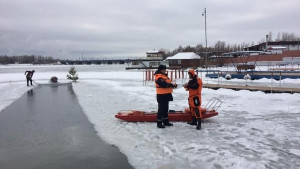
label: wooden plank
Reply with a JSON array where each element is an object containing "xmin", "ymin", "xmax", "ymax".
[
  {"xmin": 203, "ymin": 83, "xmax": 300, "ymax": 94},
  {"xmin": 126, "ymin": 66, "xmax": 182, "ymax": 70},
  {"xmin": 269, "ymin": 68, "xmax": 300, "ymax": 71}
]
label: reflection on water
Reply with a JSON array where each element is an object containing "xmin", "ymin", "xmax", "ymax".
[
  {"xmin": 67, "ymin": 85, "xmax": 75, "ymax": 96},
  {"xmin": 27, "ymin": 89, "xmax": 34, "ymax": 97},
  {"xmin": 50, "ymin": 85, "xmax": 59, "ymax": 93}
]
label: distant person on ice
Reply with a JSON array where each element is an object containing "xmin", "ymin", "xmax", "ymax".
[
  {"xmin": 184, "ymin": 69, "xmax": 203, "ymax": 130},
  {"xmin": 24, "ymin": 70, "xmax": 35, "ymax": 86},
  {"xmin": 154, "ymin": 65, "xmax": 177, "ymax": 128}
]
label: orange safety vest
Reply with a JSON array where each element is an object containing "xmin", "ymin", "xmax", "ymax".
[{"xmin": 155, "ymin": 73, "xmax": 173, "ymax": 94}]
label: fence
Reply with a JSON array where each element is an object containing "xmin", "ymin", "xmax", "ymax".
[
  {"xmin": 143, "ymin": 69, "xmax": 205, "ymax": 86},
  {"xmin": 143, "ymin": 69, "xmax": 300, "ymax": 93}
]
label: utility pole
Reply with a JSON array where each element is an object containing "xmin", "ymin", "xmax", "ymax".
[
  {"xmin": 266, "ymin": 34, "xmax": 269, "ymax": 51},
  {"xmin": 202, "ymin": 8, "xmax": 208, "ymax": 68}
]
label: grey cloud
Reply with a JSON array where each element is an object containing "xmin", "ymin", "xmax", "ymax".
[{"xmin": 0, "ymin": 0, "xmax": 299, "ymax": 59}]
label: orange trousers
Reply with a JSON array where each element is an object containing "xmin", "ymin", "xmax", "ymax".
[{"xmin": 188, "ymin": 96, "xmax": 202, "ymax": 119}]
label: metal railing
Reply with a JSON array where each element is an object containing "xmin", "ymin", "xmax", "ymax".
[{"xmin": 204, "ymin": 97, "xmax": 222, "ymax": 111}]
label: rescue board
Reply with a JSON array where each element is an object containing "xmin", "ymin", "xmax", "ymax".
[{"xmin": 115, "ymin": 108, "xmax": 218, "ymax": 122}]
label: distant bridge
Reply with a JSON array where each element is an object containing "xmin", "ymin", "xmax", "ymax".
[{"xmin": 60, "ymin": 59, "xmax": 134, "ymax": 65}]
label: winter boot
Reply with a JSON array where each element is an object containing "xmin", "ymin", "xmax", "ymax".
[
  {"xmin": 163, "ymin": 119, "xmax": 173, "ymax": 126},
  {"xmin": 188, "ymin": 116, "xmax": 197, "ymax": 126},
  {"xmin": 157, "ymin": 121, "xmax": 165, "ymax": 128},
  {"xmin": 196, "ymin": 119, "xmax": 201, "ymax": 130}
]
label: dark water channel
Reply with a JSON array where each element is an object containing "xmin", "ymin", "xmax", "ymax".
[{"xmin": 0, "ymin": 84, "xmax": 133, "ymax": 169}]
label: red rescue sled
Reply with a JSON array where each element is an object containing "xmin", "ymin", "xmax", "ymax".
[{"xmin": 115, "ymin": 108, "xmax": 218, "ymax": 122}]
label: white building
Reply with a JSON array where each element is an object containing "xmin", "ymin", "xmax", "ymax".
[
  {"xmin": 244, "ymin": 41, "xmax": 300, "ymax": 51},
  {"xmin": 129, "ymin": 51, "xmax": 166, "ymax": 68},
  {"xmin": 165, "ymin": 52, "xmax": 202, "ymax": 68}
]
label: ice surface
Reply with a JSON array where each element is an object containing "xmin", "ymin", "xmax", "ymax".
[
  {"xmin": 0, "ymin": 82, "xmax": 34, "ymax": 111},
  {"xmin": 0, "ymin": 65, "xmax": 300, "ymax": 169},
  {"xmin": 72, "ymin": 79, "xmax": 300, "ymax": 169}
]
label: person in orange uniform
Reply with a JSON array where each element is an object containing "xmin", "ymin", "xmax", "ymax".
[
  {"xmin": 184, "ymin": 69, "xmax": 203, "ymax": 130},
  {"xmin": 154, "ymin": 65, "xmax": 177, "ymax": 128}
]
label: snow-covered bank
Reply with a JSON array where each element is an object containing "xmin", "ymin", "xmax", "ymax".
[
  {"xmin": 73, "ymin": 79, "xmax": 300, "ymax": 169},
  {"xmin": 0, "ymin": 83, "xmax": 35, "ymax": 111}
]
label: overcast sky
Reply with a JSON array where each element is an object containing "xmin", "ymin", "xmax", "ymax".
[{"xmin": 0, "ymin": 0, "xmax": 299, "ymax": 59}]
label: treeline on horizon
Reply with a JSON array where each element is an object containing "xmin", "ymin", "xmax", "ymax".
[
  {"xmin": 162, "ymin": 32, "xmax": 299, "ymax": 59},
  {"xmin": 0, "ymin": 55, "xmax": 58, "ymax": 64},
  {"xmin": 0, "ymin": 32, "xmax": 299, "ymax": 64}
]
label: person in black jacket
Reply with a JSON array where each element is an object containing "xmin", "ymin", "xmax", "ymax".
[
  {"xmin": 154, "ymin": 65, "xmax": 177, "ymax": 128},
  {"xmin": 24, "ymin": 70, "xmax": 35, "ymax": 86}
]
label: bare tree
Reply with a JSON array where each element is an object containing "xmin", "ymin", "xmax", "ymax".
[
  {"xmin": 281, "ymin": 32, "xmax": 298, "ymax": 41},
  {"xmin": 276, "ymin": 32, "xmax": 281, "ymax": 41},
  {"xmin": 162, "ymin": 32, "xmax": 299, "ymax": 58},
  {"xmin": 267, "ymin": 32, "xmax": 273, "ymax": 42},
  {"xmin": 214, "ymin": 41, "xmax": 226, "ymax": 52},
  {"xmin": 195, "ymin": 44, "xmax": 203, "ymax": 51},
  {"xmin": 0, "ymin": 55, "xmax": 57, "ymax": 64}
]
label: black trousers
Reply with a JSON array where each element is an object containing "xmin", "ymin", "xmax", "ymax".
[
  {"xmin": 157, "ymin": 101, "xmax": 169, "ymax": 121},
  {"xmin": 27, "ymin": 77, "xmax": 32, "ymax": 86}
]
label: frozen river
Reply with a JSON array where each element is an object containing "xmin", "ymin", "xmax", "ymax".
[
  {"xmin": 0, "ymin": 83, "xmax": 133, "ymax": 169},
  {"xmin": 0, "ymin": 64, "xmax": 300, "ymax": 169}
]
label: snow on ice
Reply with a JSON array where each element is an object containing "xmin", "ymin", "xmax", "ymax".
[{"xmin": 0, "ymin": 64, "xmax": 300, "ymax": 169}]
